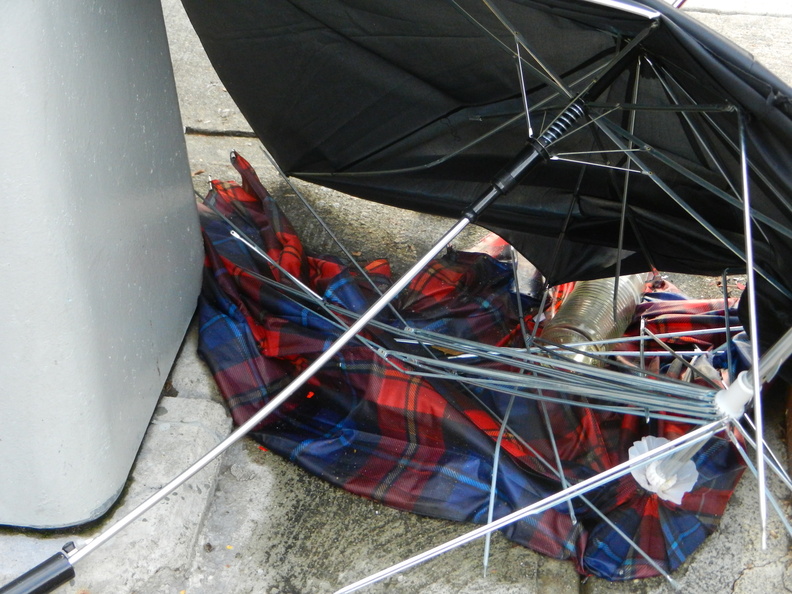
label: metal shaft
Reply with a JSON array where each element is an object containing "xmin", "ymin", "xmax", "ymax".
[
  {"xmin": 62, "ymin": 40, "xmax": 648, "ymax": 577},
  {"xmin": 67, "ymin": 103, "xmax": 578, "ymax": 567},
  {"xmin": 70, "ymin": 214, "xmax": 471, "ymax": 565}
]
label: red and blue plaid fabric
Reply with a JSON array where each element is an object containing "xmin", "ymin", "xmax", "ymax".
[{"xmin": 197, "ymin": 153, "xmax": 745, "ymax": 581}]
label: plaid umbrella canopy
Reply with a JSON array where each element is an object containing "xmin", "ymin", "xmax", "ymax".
[{"xmin": 197, "ymin": 153, "xmax": 744, "ymax": 580}]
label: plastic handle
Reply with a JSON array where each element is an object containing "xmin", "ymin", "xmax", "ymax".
[{"xmin": 0, "ymin": 552, "xmax": 75, "ymax": 594}]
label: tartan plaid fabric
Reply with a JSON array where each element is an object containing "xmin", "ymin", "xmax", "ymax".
[{"xmin": 197, "ymin": 153, "xmax": 744, "ymax": 581}]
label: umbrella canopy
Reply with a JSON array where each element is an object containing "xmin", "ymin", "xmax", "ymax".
[
  {"xmin": 197, "ymin": 153, "xmax": 746, "ymax": 580},
  {"xmin": 181, "ymin": 0, "xmax": 792, "ymax": 291}
]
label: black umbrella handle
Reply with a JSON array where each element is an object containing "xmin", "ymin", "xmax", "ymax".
[{"xmin": 0, "ymin": 552, "xmax": 75, "ymax": 594}]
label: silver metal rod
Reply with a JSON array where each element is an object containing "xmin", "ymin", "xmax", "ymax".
[
  {"xmin": 722, "ymin": 269, "xmax": 736, "ymax": 383},
  {"xmin": 728, "ymin": 427, "xmax": 792, "ymax": 538},
  {"xmin": 480, "ymin": 0, "xmax": 573, "ymax": 98},
  {"xmin": 389, "ymin": 365, "xmax": 718, "ymax": 420},
  {"xmin": 599, "ymin": 103, "xmax": 792, "ymax": 245},
  {"xmin": 645, "ymin": 57, "xmax": 741, "ymax": 200},
  {"xmin": 578, "ymin": 493, "xmax": 681, "ymax": 589},
  {"xmin": 539, "ymin": 398, "xmax": 577, "ymax": 523},
  {"xmin": 663, "ymin": 68, "xmax": 792, "ymax": 220},
  {"xmin": 734, "ymin": 418, "xmax": 792, "ymax": 493},
  {"xmin": 335, "ymin": 420, "xmax": 726, "ymax": 593},
  {"xmin": 549, "ymin": 156, "xmax": 648, "ymax": 173},
  {"xmin": 613, "ymin": 57, "xmax": 642, "ymax": 319},
  {"xmin": 737, "ymin": 114, "xmax": 767, "ymax": 548},
  {"xmin": 397, "ymin": 353, "xmax": 713, "ymax": 404},
  {"xmin": 515, "ymin": 39, "xmax": 534, "ymax": 138},
  {"xmin": 546, "ymin": 326, "xmax": 743, "ymax": 347},
  {"xmin": 394, "ymin": 348, "xmax": 715, "ymax": 401},
  {"xmin": 69, "ymin": 215, "xmax": 472, "ymax": 566},
  {"xmin": 482, "ymin": 394, "xmax": 515, "ymax": 574},
  {"xmin": 229, "ymin": 230, "xmax": 322, "ymax": 301},
  {"xmin": 198, "ymin": 190, "xmax": 323, "ymax": 301},
  {"xmin": 639, "ymin": 317, "xmax": 647, "ymax": 372},
  {"xmin": 643, "ymin": 329, "xmax": 722, "ymax": 389},
  {"xmin": 400, "ymin": 353, "xmax": 715, "ymax": 405}
]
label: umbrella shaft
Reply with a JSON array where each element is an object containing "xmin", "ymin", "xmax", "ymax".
[{"xmin": 68, "ymin": 139, "xmax": 553, "ymax": 569}]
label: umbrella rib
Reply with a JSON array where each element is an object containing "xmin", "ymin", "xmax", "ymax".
[
  {"xmin": 482, "ymin": 394, "xmax": 516, "ymax": 574},
  {"xmin": 645, "ymin": 57, "xmax": 742, "ymax": 199},
  {"xmin": 593, "ymin": 117, "xmax": 792, "ymax": 300},
  {"xmin": 447, "ymin": 0, "xmax": 573, "ymax": 99},
  {"xmin": 643, "ymin": 328, "xmax": 723, "ymax": 389},
  {"xmin": 538, "ymin": 397, "xmax": 578, "ymax": 520},
  {"xmin": 396, "ymin": 353, "xmax": 722, "ymax": 425},
  {"xmin": 395, "ymin": 347, "xmax": 706, "ymax": 399},
  {"xmin": 515, "ymin": 37, "xmax": 535, "ymax": 138},
  {"xmin": 721, "ymin": 269, "xmax": 737, "ymax": 384},
  {"xmin": 613, "ymin": 58, "xmax": 643, "ymax": 320},
  {"xmin": 655, "ymin": 66, "xmax": 792, "ymax": 219},
  {"xmin": 578, "ymin": 493, "xmax": 681, "ymax": 588},
  {"xmin": 400, "ymin": 329, "xmax": 697, "ymax": 392},
  {"xmin": 451, "ymin": 378, "xmax": 684, "ymax": 590},
  {"xmin": 478, "ymin": 0, "xmax": 573, "ymax": 98},
  {"xmin": 586, "ymin": 101, "xmax": 735, "ymax": 113},
  {"xmin": 405, "ymin": 327, "xmax": 718, "ymax": 397},
  {"xmin": 554, "ymin": 325, "xmax": 743, "ymax": 347},
  {"xmin": 389, "ymin": 353, "xmax": 719, "ymax": 420},
  {"xmin": 549, "ymin": 155, "xmax": 647, "ymax": 173},
  {"xmin": 734, "ymin": 418, "xmax": 792, "ymax": 493},
  {"xmin": 727, "ymin": 426, "xmax": 792, "ymax": 538},
  {"xmin": 597, "ymin": 95, "xmax": 792, "ymax": 243},
  {"xmin": 738, "ymin": 114, "xmax": 769, "ymax": 548}
]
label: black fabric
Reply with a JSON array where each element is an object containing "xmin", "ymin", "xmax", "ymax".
[{"xmin": 181, "ymin": 0, "xmax": 792, "ymax": 320}]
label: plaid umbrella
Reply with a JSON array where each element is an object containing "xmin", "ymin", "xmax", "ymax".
[{"xmin": 197, "ymin": 153, "xmax": 744, "ymax": 580}]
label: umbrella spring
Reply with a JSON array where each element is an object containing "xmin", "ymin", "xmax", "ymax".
[{"xmin": 539, "ymin": 102, "xmax": 585, "ymax": 147}]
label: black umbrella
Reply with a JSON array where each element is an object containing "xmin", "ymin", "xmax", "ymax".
[{"xmin": 183, "ymin": 3, "xmax": 789, "ymax": 274}]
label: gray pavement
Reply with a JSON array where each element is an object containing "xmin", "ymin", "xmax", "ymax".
[{"xmin": 2, "ymin": 1, "xmax": 792, "ymax": 593}]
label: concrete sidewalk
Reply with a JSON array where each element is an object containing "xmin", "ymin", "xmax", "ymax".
[{"xmin": 1, "ymin": 1, "xmax": 791, "ymax": 593}]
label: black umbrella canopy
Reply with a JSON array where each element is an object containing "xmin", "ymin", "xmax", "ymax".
[{"xmin": 182, "ymin": 0, "xmax": 792, "ymax": 302}]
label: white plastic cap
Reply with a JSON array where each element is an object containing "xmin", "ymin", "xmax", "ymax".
[
  {"xmin": 714, "ymin": 370, "xmax": 754, "ymax": 419},
  {"xmin": 628, "ymin": 436, "xmax": 698, "ymax": 504}
]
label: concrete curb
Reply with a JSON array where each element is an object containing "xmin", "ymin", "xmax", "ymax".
[{"xmin": 0, "ymin": 396, "xmax": 231, "ymax": 593}]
